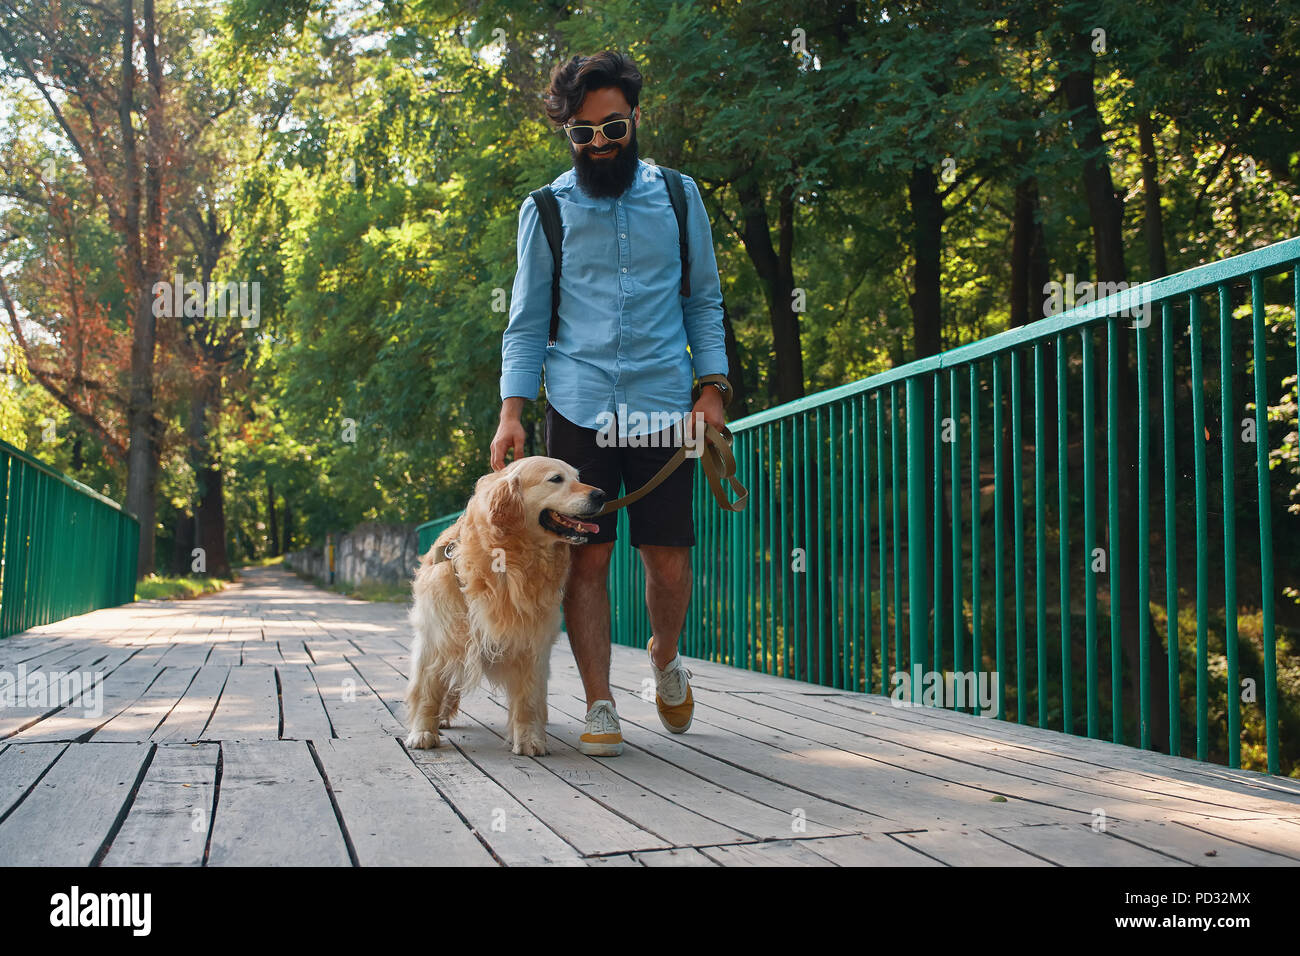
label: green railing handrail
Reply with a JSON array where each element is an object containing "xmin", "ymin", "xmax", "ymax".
[{"xmin": 1, "ymin": 439, "xmax": 140, "ymax": 638}]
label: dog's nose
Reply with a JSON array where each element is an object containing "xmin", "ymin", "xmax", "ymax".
[{"xmin": 587, "ymin": 488, "xmax": 606, "ymax": 503}]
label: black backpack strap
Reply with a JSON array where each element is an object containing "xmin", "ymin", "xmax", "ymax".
[
  {"xmin": 659, "ymin": 166, "xmax": 691, "ymax": 297},
  {"xmin": 529, "ymin": 186, "xmax": 564, "ymax": 346}
]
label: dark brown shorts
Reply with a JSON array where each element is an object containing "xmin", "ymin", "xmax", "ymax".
[{"xmin": 544, "ymin": 403, "xmax": 696, "ymax": 548}]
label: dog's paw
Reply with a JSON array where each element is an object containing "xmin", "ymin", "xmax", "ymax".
[
  {"xmin": 405, "ymin": 729, "xmax": 441, "ymax": 749},
  {"xmin": 510, "ymin": 731, "xmax": 549, "ymax": 756},
  {"xmin": 438, "ymin": 715, "xmax": 454, "ymax": 728}
]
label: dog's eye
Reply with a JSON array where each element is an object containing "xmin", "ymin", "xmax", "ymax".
[{"xmin": 549, "ymin": 474, "xmax": 563, "ymax": 483}]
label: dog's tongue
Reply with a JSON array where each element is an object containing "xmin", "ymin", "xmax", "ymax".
[{"xmin": 575, "ymin": 519, "xmax": 599, "ymax": 534}]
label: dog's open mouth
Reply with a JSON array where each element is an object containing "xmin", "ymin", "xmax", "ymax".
[{"xmin": 540, "ymin": 509, "xmax": 601, "ymax": 544}]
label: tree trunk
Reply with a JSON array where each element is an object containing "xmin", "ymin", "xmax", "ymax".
[
  {"xmin": 721, "ymin": 299, "xmax": 747, "ymax": 417},
  {"xmin": 173, "ymin": 510, "xmax": 194, "ymax": 576},
  {"xmin": 735, "ymin": 176, "xmax": 804, "ymax": 403},
  {"xmin": 119, "ymin": 0, "xmax": 158, "ymax": 577},
  {"xmin": 1010, "ymin": 176, "xmax": 1035, "ymax": 330},
  {"xmin": 267, "ymin": 481, "xmax": 280, "ymax": 557},
  {"xmin": 908, "ymin": 163, "xmax": 944, "ymax": 360},
  {"xmin": 282, "ymin": 499, "xmax": 294, "ymax": 555},
  {"xmin": 1138, "ymin": 113, "xmax": 1169, "ymax": 279},
  {"xmin": 188, "ymin": 382, "xmax": 232, "ymax": 578}
]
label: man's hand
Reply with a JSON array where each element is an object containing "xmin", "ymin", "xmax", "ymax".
[
  {"xmin": 689, "ymin": 386, "xmax": 726, "ymax": 439},
  {"xmin": 491, "ymin": 398, "xmax": 527, "ymax": 471}
]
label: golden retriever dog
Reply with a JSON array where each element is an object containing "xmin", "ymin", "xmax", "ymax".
[{"xmin": 404, "ymin": 456, "xmax": 605, "ymax": 756}]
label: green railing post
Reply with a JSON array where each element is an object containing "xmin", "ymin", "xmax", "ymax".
[
  {"xmin": 1252, "ymin": 272, "xmax": 1279, "ymax": 774},
  {"xmin": 906, "ymin": 376, "xmax": 928, "ymax": 705}
]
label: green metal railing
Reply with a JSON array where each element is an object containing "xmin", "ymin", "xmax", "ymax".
[
  {"xmin": 604, "ymin": 237, "xmax": 1297, "ymax": 775},
  {"xmin": 0, "ymin": 439, "xmax": 140, "ymax": 638}
]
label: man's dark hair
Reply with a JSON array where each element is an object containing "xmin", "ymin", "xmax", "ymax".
[{"xmin": 544, "ymin": 51, "xmax": 643, "ymax": 126}]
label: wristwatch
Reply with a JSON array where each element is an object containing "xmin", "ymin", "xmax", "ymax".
[{"xmin": 692, "ymin": 374, "xmax": 732, "ymax": 408}]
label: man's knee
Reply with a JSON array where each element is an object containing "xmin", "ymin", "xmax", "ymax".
[
  {"xmin": 570, "ymin": 541, "xmax": 615, "ymax": 579},
  {"xmin": 640, "ymin": 545, "xmax": 691, "ymax": 590}
]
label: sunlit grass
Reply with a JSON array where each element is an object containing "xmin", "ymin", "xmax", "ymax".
[{"xmin": 135, "ymin": 574, "xmax": 228, "ymax": 601}]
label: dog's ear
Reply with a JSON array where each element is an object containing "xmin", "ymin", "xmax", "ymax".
[{"xmin": 485, "ymin": 470, "xmax": 524, "ymax": 533}]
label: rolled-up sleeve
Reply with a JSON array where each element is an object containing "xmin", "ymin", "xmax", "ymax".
[
  {"xmin": 500, "ymin": 197, "xmax": 551, "ymax": 400},
  {"xmin": 680, "ymin": 174, "xmax": 729, "ymax": 379}
]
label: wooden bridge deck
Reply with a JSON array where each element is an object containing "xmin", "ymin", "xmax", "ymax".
[{"xmin": 1, "ymin": 566, "xmax": 1297, "ymax": 867}]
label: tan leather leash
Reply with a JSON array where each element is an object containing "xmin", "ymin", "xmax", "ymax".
[
  {"xmin": 594, "ymin": 421, "xmax": 748, "ymax": 516},
  {"xmin": 434, "ymin": 422, "xmax": 747, "ymax": 568}
]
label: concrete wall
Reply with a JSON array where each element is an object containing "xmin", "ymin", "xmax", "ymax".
[{"xmin": 284, "ymin": 521, "xmax": 420, "ymax": 588}]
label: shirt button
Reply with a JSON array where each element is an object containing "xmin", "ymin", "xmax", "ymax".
[
  {"xmin": 622, "ymin": 267, "xmax": 628, "ymax": 273},
  {"xmin": 620, "ymin": 233, "xmax": 627, "ymax": 239}
]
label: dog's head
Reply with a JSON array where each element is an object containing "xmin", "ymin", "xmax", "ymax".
[{"xmin": 471, "ymin": 457, "xmax": 606, "ymax": 545}]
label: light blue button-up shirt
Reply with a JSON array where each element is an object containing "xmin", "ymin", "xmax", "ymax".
[{"xmin": 499, "ymin": 159, "xmax": 729, "ymax": 438}]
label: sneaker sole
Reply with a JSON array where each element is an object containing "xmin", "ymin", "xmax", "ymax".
[
  {"xmin": 658, "ymin": 711, "xmax": 692, "ymax": 734},
  {"xmin": 579, "ymin": 739, "xmax": 624, "ymax": 757}
]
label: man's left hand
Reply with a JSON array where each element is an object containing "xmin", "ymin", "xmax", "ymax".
[{"xmin": 689, "ymin": 387, "xmax": 726, "ymax": 437}]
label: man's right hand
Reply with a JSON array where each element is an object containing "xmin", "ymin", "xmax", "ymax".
[{"xmin": 490, "ymin": 398, "xmax": 527, "ymax": 471}]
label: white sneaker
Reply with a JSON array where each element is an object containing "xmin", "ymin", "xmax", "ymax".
[
  {"xmin": 649, "ymin": 637, "xmax": 694, "ymax": 733},
  {"xmin": 579, "ymin": 699, "xmax": 624, "ymax": 756}
]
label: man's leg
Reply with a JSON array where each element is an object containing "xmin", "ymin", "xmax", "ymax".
[
  {"xmin": 563, "ymin": 541, "xmax": 616, "ymax": 711},
  {"xmin": 640, "ymin": 545, "xmax": 692, "ymax": 667},
  {"xmin": 544, "ymin": 403, "xmax": 621, "ymax": 713}
]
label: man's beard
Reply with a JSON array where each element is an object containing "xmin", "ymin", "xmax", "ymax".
[{"xmin": 572, "ymin": 126, "xmax": 639, "ymax": 199}]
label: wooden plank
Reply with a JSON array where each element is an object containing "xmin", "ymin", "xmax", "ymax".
[
  {"xmin": 634, "ymin": 847, "xmax": 719, "ymax": 867},
  {"xmin": 405, "ymin": 744, "xmax": 584, "ymax": 866},
  {"xmin": 205, "ymin": 642, "xmax": 243, "ymax": 667},
  {"xmin": 1170, "ymin": 816, "xmax": 1300, "ymax": 861},
  {"xmin": 310, "ymin": 661, "xmax": 404, "ymax": 737},
  {"xmin": 154, "ymin": 643, "xmax": 212, "ymax": 668},
  {"xmin": 437, "ymin": 713, "xmax": 672, "ymax": 856},
  {"xmin": 886, "ymin": 828, "xmax": 1052, "ymax": 866},
  {"xmin": 277, "ymin": 664, "xmax": 334, "ymax": 741},
  {"xmin": 459, "ymin": 694, "xmax": 752, "ymax": 848},
  {"xmin": 540, "ymin": 691, "xmax": 855, "ymax": 841},
  {"xmin": 682, "ymin": 688, "xmax": 1210, "ymax": 829},
  {"xmin": 94, "ymin": 667, "xmax": 199, "ymax": 742},
  {"xmin": 0, "ymin": 647, "xmax": 143, "ymax": 737},
  {"xmin": 239, "ymin": 642, "xmax": 282, "ymax": 666},
  {"xmin": 0, "ymin": 742, "xmax": 67, "ymax": 819},
  {"xmin": 305, "ymin": 641, "xmax": 354, "ymax": 664},
  {"xmin": 794, "ymin": 692, "xmax": 1300, "ymax": 818},
  {"xmin": 203, "ymin": 664, "xmax": 279, "ymax": 740},
  {"xmin": 698, "ymin": 839, "xmax": 837, "ymax": 867},
  {"xmin": 101, "ymin": 743, "xmax": 218, "ymax": 867},
  {"xmin": 823, "ymin": 691, "xmax": 1300, "ymax": 804},
  {"xmin": 206, "ymin": 740, "xmax": 351, "ymax": 866},
  {"xmin": 347, "ymin": 654, "xmax": 407, "ymax": 723},
  {"xmin": 1101, "ymin": 818, "xmax": 1298, "ymax": 866},
  {"xmin": 0, "ymin": 742, "xmax": 150, "ymax": 865},
  {"xmin": 543, "ymin": 684, "xmax": 888, "ymax": 836},
  {"xmin": 586, "ymin": 853, "xmax": 642, "ymax": 866},
  {"xmin": 8, "ymin": 662, "xmax": 162, "ymax": 743},
  {"xmin": 983, "ymin": 823, "xmax": 1187, "ymax": 866},
  {"xmin": 313, "ymin": 737, "xmax": 495, "ymax": 866},
  {"xmin": 151, "ymin": 666, "xmax": 229, "ymax": 742},
  {"xmin": 791, "ymin": 833, "xmax": 943, "ymax": 866},
  {"xmin": 277, "ymin": 641, "xmax": 313, "ymax": 665}
]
